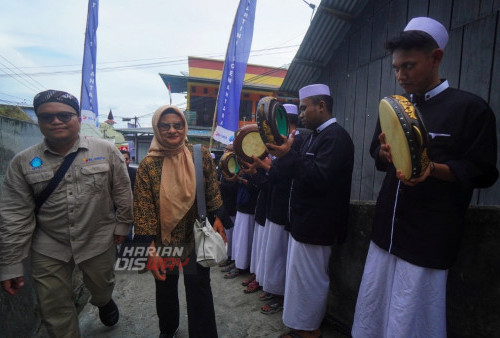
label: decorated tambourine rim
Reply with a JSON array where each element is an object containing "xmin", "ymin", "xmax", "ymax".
[
  {"xmin": 219, "ymin": 152, "xmax": 240, "ymax": 178},
  {"xmin": 256, "ymin": 96, "xmax": 290, "ymax": 146},
  {"xmin": 379, "ymin": 95, "xmax": 430, "ymax": 178},
  {"xmin": 233, "ymin": 124, "xmax": 268, "ymax": 164}
]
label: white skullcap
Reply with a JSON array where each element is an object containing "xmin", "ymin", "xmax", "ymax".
[
  {"xmin": 404, "ymin": 17, "xmax": 449, "ymax": 49},
  {"xmin": 283, "ymin": 104, "xmax": 298, "ymax": 115},
  {"xmin": 299, "ymin": 84, "xmax": 330, "ymax": 100}
]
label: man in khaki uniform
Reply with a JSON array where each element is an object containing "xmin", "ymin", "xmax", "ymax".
[{"xmin": 0, "ymin": 90, "xmax": 133, "ymax": 337}]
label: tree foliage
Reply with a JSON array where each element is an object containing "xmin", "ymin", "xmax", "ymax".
[{"xmin": 0, "ymin": 105, "xmax": 33, "ymax": 122}]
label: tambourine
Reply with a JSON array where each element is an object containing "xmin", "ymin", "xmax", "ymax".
[
  {"xmin": 379, "ymin": 95, "xmax": 430, "ymax": 178},
  {"xmin": 233, "ymin": 124, "xmax": 268, "ymax": 164},
  {"xmin": 256, "ymin": 97, "xmax": 290, "ymax": 146},
  {"xmin": 219, "ymin": 152, "xmax": 240, "ymax": 178}
]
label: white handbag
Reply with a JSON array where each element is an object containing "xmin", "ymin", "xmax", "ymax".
[{"xmin": 193, "ymin": 144, "xmax": 227, "ymax": 267}]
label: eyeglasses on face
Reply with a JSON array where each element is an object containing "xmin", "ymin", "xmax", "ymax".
[
  {"xmin": 37, "ymin": 112, "xmax": 78, "ymax": 124},
  {"xmin": 158, "ymin": 122, "xmax": 185, "ymax": 131}
]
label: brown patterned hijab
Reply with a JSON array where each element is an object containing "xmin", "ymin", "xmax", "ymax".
[{"xmin": 148, "ymin": 105, "xmax": 196, "ymax": 244}]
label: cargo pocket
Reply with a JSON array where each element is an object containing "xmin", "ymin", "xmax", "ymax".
[
  {"xmin": 79, "ymin": 162, "xmax": 109, "ymax": 194},
  {"xmin": 25, "ymin": 171, "xmax": 54, "ymax": 195}
]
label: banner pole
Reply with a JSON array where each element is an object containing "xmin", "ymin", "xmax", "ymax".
[{"xmin": 209, "ymin": 102, "xmax": 218, "ymax": 152}]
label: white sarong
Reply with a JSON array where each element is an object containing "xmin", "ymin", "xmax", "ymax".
[
  {"xmin": 351, "ymin": 241, "xmax": 448, "ymax": 338},
  {"xmin": 231, "ymin": 211, "xmax": 255, "ymax": 270},
  {"xmin": 262, "ymin": 220, "xmax": 289, "ymax": 295},
  {"xmin": 250, "ymin": 223, "xmax": 262, "ymax": 274},
  {"xmin": 282, "ymin": 236, "xmax": 331, "ymax": 331},
  {"xmin": 256, "ymin": 219, "xmax": 271, "ymax": 282}
]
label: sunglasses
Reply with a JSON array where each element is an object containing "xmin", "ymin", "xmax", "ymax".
[
  {"xmin": 158, "ymin": 122, "xmax": 185, "ymax": 131},
  {"xmin": 37, "ymin": 112, "xmax": 78, "ymax": 124}
]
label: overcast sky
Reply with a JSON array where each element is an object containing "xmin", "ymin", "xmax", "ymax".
[{"xmin": 0, "ymin": 0, "xmax": 317, "ymax": 127}]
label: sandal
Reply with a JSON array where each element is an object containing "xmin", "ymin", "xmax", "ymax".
[
  {"xmin": 278, "ymin": 330, "xmax": 301, "ymax": 338},
  {"xmin": 278, "ymin": 329, "xmax": 322, "ymax": 338},
  {"xmin": 241, "ymin": 273, "xmax": 256, "ymax": 286},
  {"xmin": 258, "ymin": 291, "xmax": 274, "ymax": 301},
  {"xmin": 223, "ymin": 268, "xmax": 239, "ymax": 279},
  {"xmin": 243, "ymin": 280, "xmax": 261, "ymax": 293},
  {"xmin": 220, "ymin": 262, "xmax": 235, "ymax": 272},
  {"xmin": 260, "ymin": 298, "xmax": 283, "ymax": 314},
  {"xmin": 218, "ymin": 259, "xmax": 233, "ymax": 267}
]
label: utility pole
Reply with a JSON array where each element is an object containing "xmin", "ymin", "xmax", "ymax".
[{"xmin": 122, "ymin": 116, "xmax": 139, "ymax": 128}]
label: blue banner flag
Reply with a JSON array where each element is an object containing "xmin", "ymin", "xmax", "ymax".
[
  {"xmin": 80, "ymin": 0, "xmax": 99, "ymax": 127},
  {"xmin": 213, "ymin": 0, "xmax": 257, "ymax": 144}
]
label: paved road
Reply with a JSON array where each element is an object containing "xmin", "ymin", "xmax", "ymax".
[{"xmin": 79, "ymin": 266, "xmax": 346, "ymax": 337}]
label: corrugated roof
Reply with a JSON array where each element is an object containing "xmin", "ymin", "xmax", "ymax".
[
  {"xmin": 159, "ymin": 73, "xmax": 282, "ymax": 94},
  {"xmin": 279, "ymin": 0, "xmax": 369, "ymax": 95}
]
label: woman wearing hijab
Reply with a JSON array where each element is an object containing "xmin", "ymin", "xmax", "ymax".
[{"xmin": 133, "ymin": 105, "xmax": 225, "ymax": 338}]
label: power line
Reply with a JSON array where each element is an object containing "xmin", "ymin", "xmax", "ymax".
[
  {"xmin": 0, "ymin": 91, "xmax": 29, "ymax": 101},
  {"xmin": 0, "ymin": 45, "xmax": 300, "ymax": 78},
  {"xmin": 0, "ymin": 37, "xmax": 302, "ymax": 119},
  {"xmin": 0, "ymin": 54, "xmax": 46, "ymax": 90},
  {"xmin": 0, "ymin": 63, "xmax": 40, "ymax": 94},
  {"xmin": 301, "ymin": 0, "xmax": 317, "ymax": 21},
  {"xmin": 0, "ymin": 98, "xmax": 26, "ymax": 105},
  {"xmin": 0, "ymin": 45, "xmax": 299, "ymax": 72}
]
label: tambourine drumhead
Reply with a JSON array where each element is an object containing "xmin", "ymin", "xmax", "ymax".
[
  {"xmin": 227, "ymin": 156, "xmax": 239, "ymax": 174},
  {"xmin": 220, "ymin": 152, "xmax": 239, "ymax": 177},
  {"xmin": 233, "ymin": 124, "xmax": 268, "ymax": 163},
  {"xmin": 274, "ymin": 105, "xmax": 289, "ymax": 138},
  {"xmin": 379, "ymin": 95, "xmax": 429, "ymax": 179},
  {"xmin": 379, "ymin": 100, "xmax": 413, "ymax": 178},
  {"xmin": 256, "ymin": 97, "xmax": 289, "ymax": 146}
]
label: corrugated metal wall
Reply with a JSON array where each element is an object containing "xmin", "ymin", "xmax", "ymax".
[{"xmin": 319, "ymin": 0, "xmax": 500, "ymax": 205}]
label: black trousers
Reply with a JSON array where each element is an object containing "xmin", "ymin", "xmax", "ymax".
[{"xmin": 154, "ymin": 254, "xmax": 218, "ymax": 338}]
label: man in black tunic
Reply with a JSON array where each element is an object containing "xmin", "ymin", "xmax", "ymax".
[
  {"xmin": 352, "ymin": 17, "xmax": 498, "ymax": 338},
  {"xmin": 217, "ymin": 144, "xmax": 238, "ymax": 269},
  {"xmin": 268, "ymin": 84, "xmax": 354, "ymax": 338}
]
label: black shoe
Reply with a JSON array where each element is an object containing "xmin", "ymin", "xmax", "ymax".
[{"xmin": 98, "ymin": 299, "xmax": 119, "ymax": 327}]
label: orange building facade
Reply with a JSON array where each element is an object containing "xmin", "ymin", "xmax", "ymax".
[{"xmin": 160, "ymin": 56, "xmax": 297, "ymax": 129}]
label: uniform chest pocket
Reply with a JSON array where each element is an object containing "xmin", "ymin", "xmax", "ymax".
[
  {"xmin": 79, "ymin": 163, "xmax": 110, "ymax": 194},
  {"xmin": 427, "ymin": 133, "xmax": 456, "ymax": 160},
  {"xmin": 26, "ymin": 171, "xmax": 54, "ymax": 195}
]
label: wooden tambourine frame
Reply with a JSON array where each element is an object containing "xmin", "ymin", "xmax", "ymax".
[
  {"xmin": 379, "ymin": 95, "xmax": 429, "ymax": 178},
  {"xmin": 219, "ymin": 152, "xmax": 240, "ymax": 178},
  {"xmin": 233, "ymin": 124, "xmax": 268, "ymax": 164},
  {"xmin": 256, "ymin": 96, "xmax": 290, "ymax": 146}
]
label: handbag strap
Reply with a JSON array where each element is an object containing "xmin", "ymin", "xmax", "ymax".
[
  {"xmin": 193, "ymin": 144, "xmax": 206, "ymax": 220},
  {"xmin": 34, "ymin": 149, "xmax": 80, "ymax": 215}
]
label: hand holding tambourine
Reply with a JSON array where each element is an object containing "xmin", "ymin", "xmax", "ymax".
[
  {"xmin": 378, "ymin": 95, "xmax": 430, "ymax": 184},
  {"xmin": 378, "ymin": 132, "xmax": 392, "ymax": 164},
  {"xmin": 246, "ymin": 154, "xmax": 272, "ymax": 172},
  {"xmin": 265, "ymin": 132, "xmax": 295, "ymax": 158},
  {"xmin": 240, "ymin": 158, "xmax": 258, "ymax": 175},
  {"xmin": 379, "ymin": 130, "xmax": 435, "ymax": 186}
]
